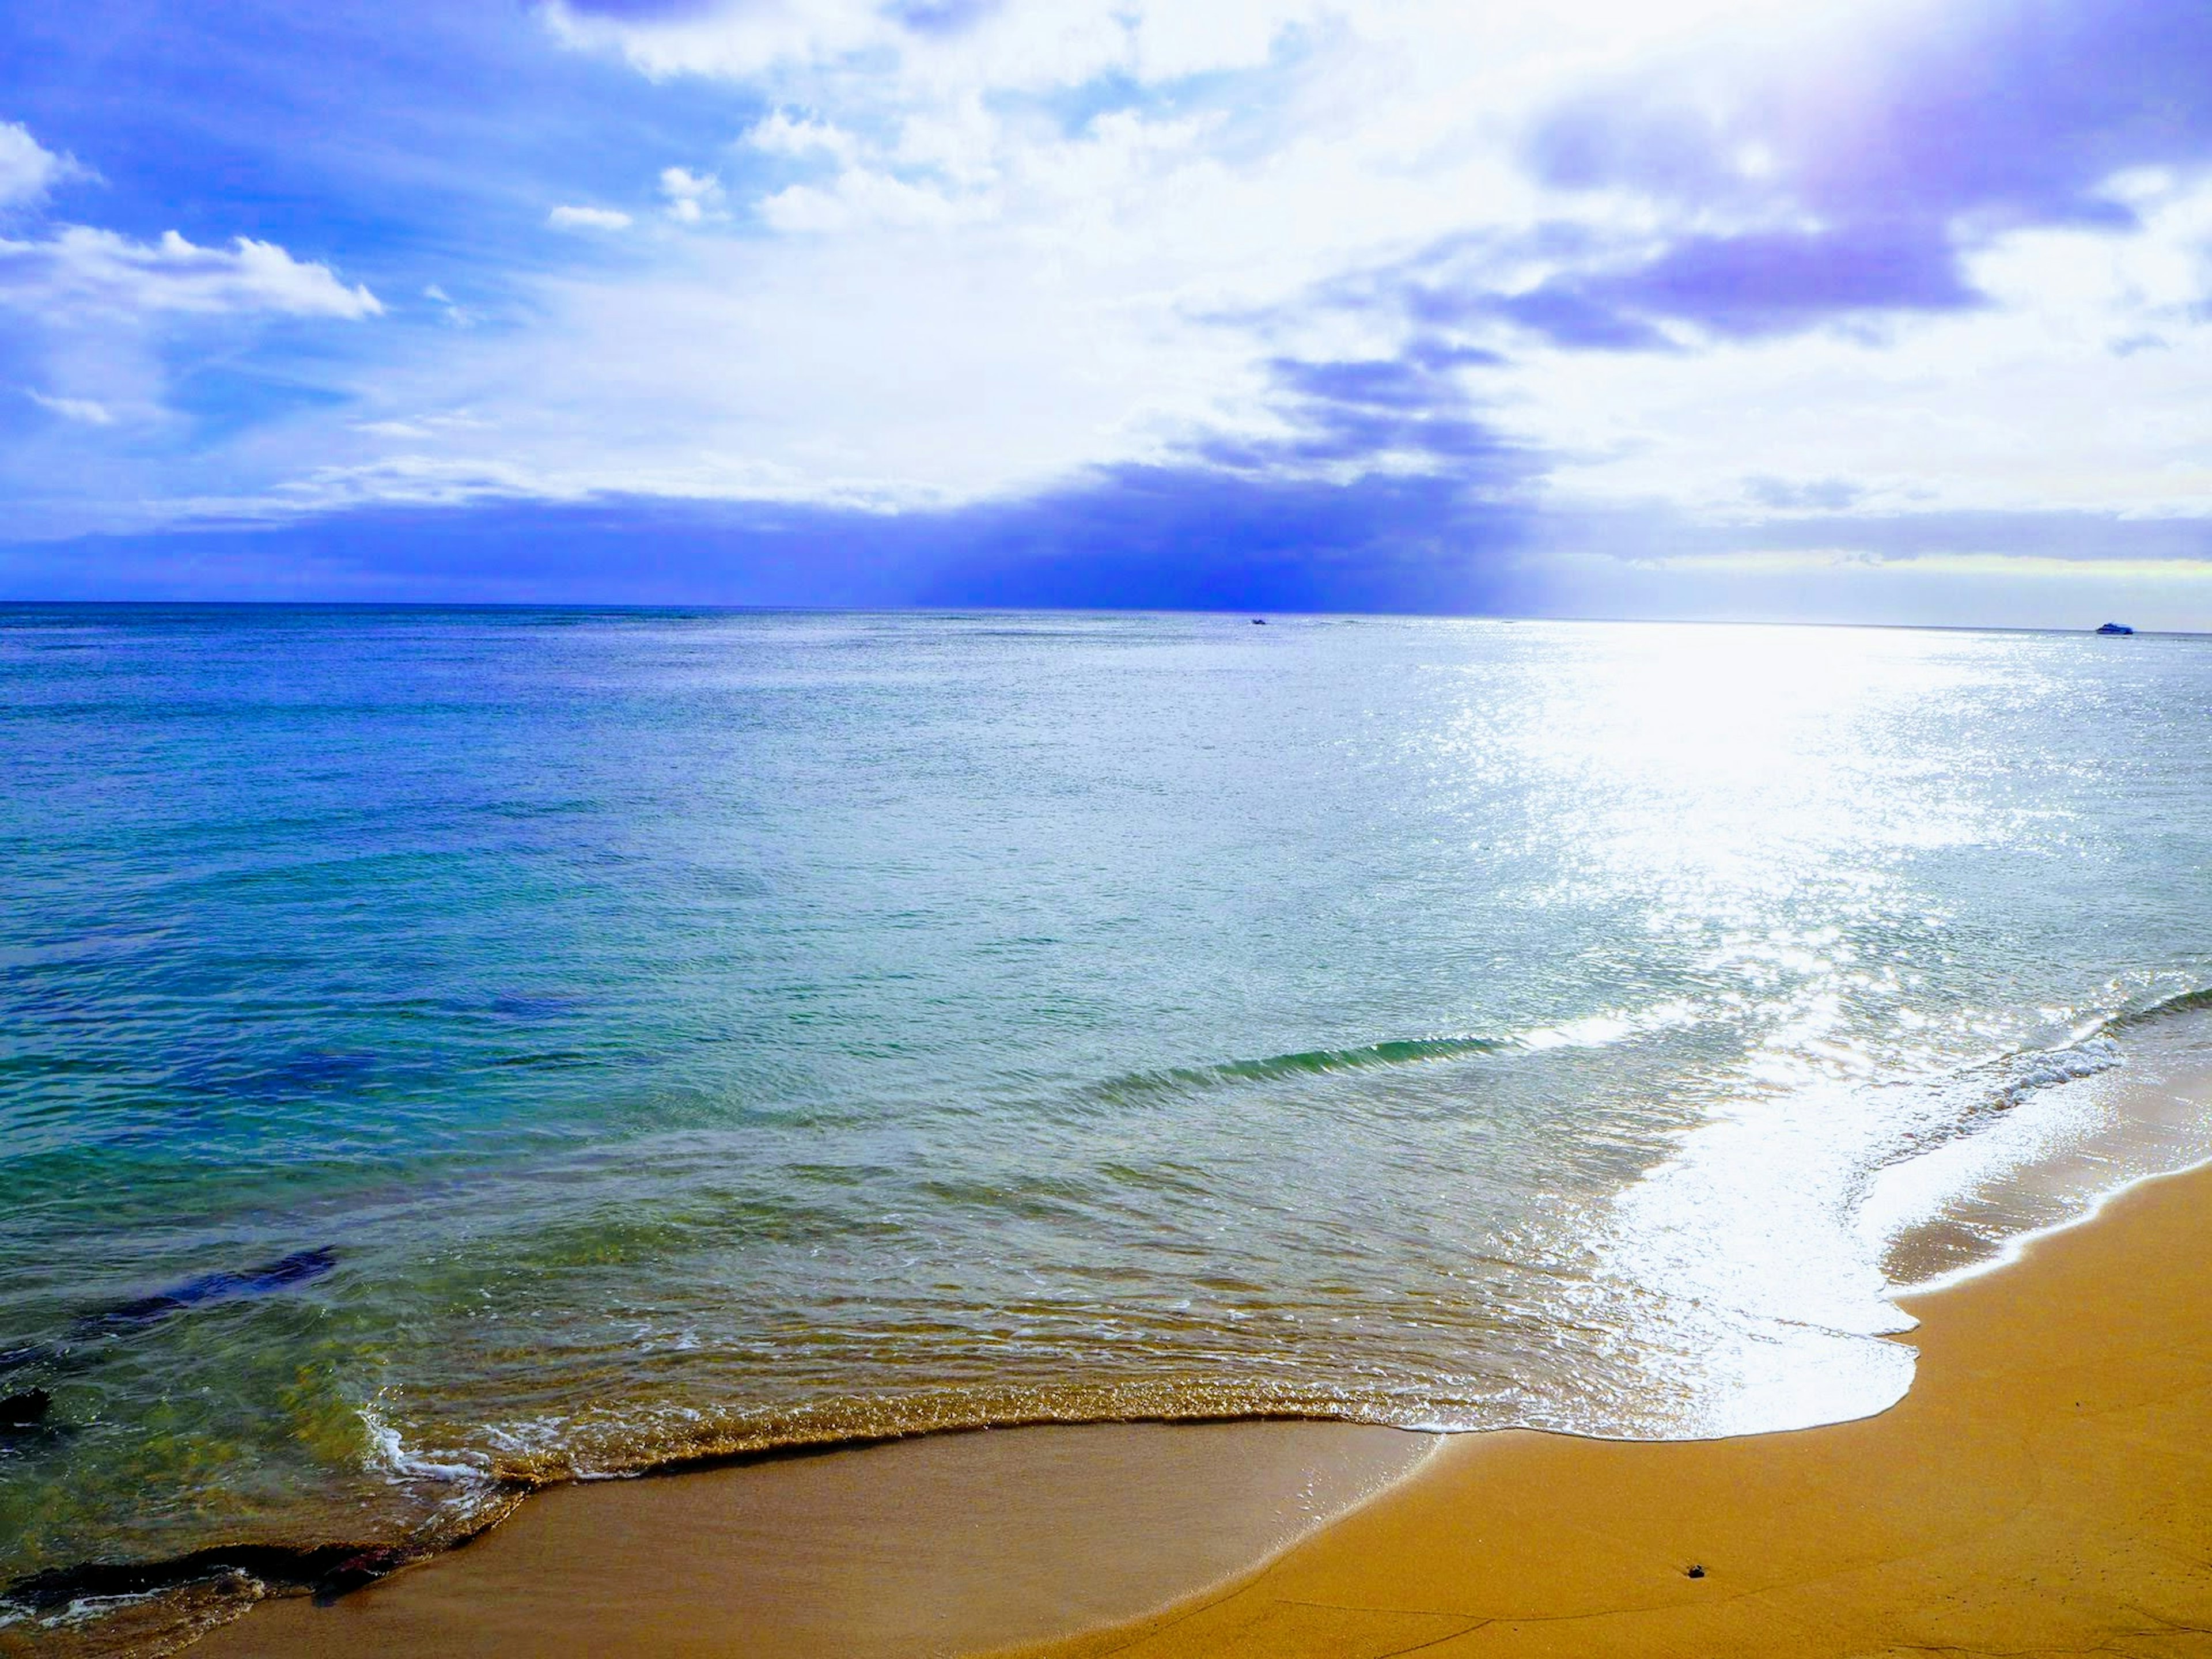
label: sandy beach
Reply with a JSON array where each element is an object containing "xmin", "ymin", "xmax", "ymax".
[
  {"xmin": 1022, "ymin": 1161, "xmax": 2212, "ymax": 1659},
  {"xmin": 198, "ymin": 1156, "xmax": 2212, "ymax": 1659}
]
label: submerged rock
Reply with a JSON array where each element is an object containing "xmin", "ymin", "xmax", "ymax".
[{"xmin": 75, "ymin": 1247, "xmax": 340, "ymax": 1334}]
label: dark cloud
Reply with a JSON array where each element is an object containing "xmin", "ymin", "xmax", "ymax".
[
  {"xmin": 1327, "ymin": 211, "xmax": 1982, "ymax": 359},
  {"xmin": 1203, "ymin": 340, "xmax": 1533, "ymax": 475},
  {"xmin": 1581, "ymin": 225, "xmax": 1983, "ymax": 340},
  {"xmin": 1490, "ymin": 0, "xmax": 2212, "ymax": 347},
  {"xmin": 1268, "ymin": 357, "xmax": 1442, "ymax": 411},
  {"xmin": 1532, "ymin": 0, "xmax": 2212, "ymax": 226},
  {"xmin": 906, "ymin": 465, "xmax": 1532, "ymax": 612},
  {"xmin": 1484, "ymin": 285, "xmax": 1677, "ymax": 351},
  {"xmin": 1741, "ymin": 477, "xmax": 1865, "ymax": 513},
  {"xmin": 21, "ymin": 496, "xmax": 2212, "ymax": 618},
  {"xmin": 0, "ymin": 467, "xmax": 1536, "ymax": 613},
  {"xmin": 0, "ymin": 319, "xmax": 1539, "ymax": 611}
]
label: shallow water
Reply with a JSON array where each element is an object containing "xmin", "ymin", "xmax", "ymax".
[{"xmin": 2, "ymin": 607, "xmax": 2209, "ymax": 1642}]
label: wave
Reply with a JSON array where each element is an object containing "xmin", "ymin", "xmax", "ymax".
[
  {"xmin": 1086, "ymin": 1001, "xmax": 1699, "ymax": 1101},
  {"xmin": 1874, "ymin": 1036, "xmax": 2125, "ymax": 1171},
  {"xmin": 1867, "ymin": 980, "xmax": 2212, "ymax": 1175},
  {"xmin": 2107, "ymin": 982, "xmax": 2212, "ymax": 1031},
  {"xmin": 1089, "ymin": 1034, "xmax": 1509, "ymax": 1099}
]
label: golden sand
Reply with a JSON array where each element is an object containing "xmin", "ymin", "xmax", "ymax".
[
  {"xmin": 203, "ymin": 1163, "xmax": 2212, "ymax": 1658},
  {"xmin": 1021, "ymin": 1164, "xmax": 2212, "ymax": 1659}
]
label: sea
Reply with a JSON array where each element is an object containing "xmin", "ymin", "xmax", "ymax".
[{"xmin": 3, "ymin": 605, "xmax": 2210, "ymax": 1649}]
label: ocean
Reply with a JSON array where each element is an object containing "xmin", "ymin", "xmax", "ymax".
[{"xmin": 3, "ymin": 605, "xmax": 2209, "ymax": 1647}]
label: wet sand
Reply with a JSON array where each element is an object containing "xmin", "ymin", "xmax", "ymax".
[
  {"xmin": 199, "ymin": 1420, "xmax": 1433, "ymax": 1658},
  {"xmin": 203, "ymin": 1161, "xmax": 2212, "ymax": 1659}
]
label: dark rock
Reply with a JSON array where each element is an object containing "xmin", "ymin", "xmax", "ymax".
[
  {"xmin": 0, "ymin": 1389, "xmax": 50, "ymax": 1432},
  {"xmin": 7, "ymin": 1540, "xmax": 421, "ymax": 1616},
  {"xmin": 312, "ymin": 1546, "xmax": 411, "ymax": 1604}
]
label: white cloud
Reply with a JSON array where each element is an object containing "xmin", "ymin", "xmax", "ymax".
[
  {"xmin": 423, "ymin": 282, "xmax": 481, "ymax": 328},
  {"xmin": 546, "ymin": 0, "xmax": 1849, "ymax": 107},
  {"xmin": 209, "ymin": 0, "xmax": 1907, "ymax": 516},
  {"xmin": 25, "ymin": 388, "xmax": 115, "ymax": 425},
  {"xmin": 544, "ymin": 0, "xmax": 897, "ymax": 84},
  {"xmin": 658, "ymin": 166, "xmax": 724, "ymax": 224},
  {"xmin": 0, "ymin": 226, "xmax": 381, "ymax": 319},
  {"xmin": 1511, "ymin": 169, "xmax": 2212, "ymax": 522},
  {"xmin": 0, "ymin": 121, "xmax": 81, "ymax": 211},
  {"xmin": 746, "ymin": 110, "xmax": 861, "ymax": 164},
  {"xmin": 758, "ymin": 166, "xmax": 981, "ymax": 233},
  {"xmin": 353, "ymin": 410, "xmax": 490, "ymax": 441},
  {"xmin": 548, "ymin": 204, "xmax": 634, "ymax": 231},
  {"xmin": 0, "ymin": 132, "xmax": 388, "ymax": 535}
]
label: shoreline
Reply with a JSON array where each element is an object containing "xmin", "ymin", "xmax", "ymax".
[
  {"xmin": 194, "ymin": 1419, "xmax": 1434, "ymax": 1658},
  {"xmin": 1017, "ymin": 1154, "xmax": 2212, "ymax": 1659},
  {"xmin": 191, "ymin": 1152, "xmax": 2212, "ymax": 1658}
]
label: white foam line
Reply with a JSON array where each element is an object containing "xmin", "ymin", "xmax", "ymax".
[
  {"xmin": 361, "ymin": 1399, "xmax": 494, "ymax": 1487},
  {"xmin": 1895, "ymin": 1147, "xmax": 2212, "ymax": 1300}
]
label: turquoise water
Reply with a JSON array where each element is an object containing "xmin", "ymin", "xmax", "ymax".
[{"xmin": 3, "ymin": 607, "xmax": 2210, "ymax": 1641}]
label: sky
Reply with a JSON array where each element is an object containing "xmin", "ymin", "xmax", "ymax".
[{"xmin": 1, "ymin": 0, "xmax": 2209, "ymax": 623}]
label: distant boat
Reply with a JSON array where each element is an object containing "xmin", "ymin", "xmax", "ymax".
[
  {"xmin": 2096, "ymin": 622, "xmax": 2135, "ymax": 635},
  {"xmin": 1251, "ymin": 618, "xmax": 1267, "ymax": 625}
]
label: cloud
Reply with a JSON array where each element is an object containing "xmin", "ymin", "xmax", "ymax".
[
  {"xmin": 422, "ymin": 283, "xmax": 480, "ymax": 327},
  {"xmin": 25, "ymin": 388, "xmax": 116, "ymax": 425},
  {"xmin": 1509, "ymin": 0, "xmax": 2212, "ymax": 344},
  {"xmin": 757, "ymin": 166, "xmax": 974, "ymax": 232},
  {"xmin": 0, "ymin": 121, "xmax": 82, "ymax": 211},
  {"xmin": 1, "ymin": 463, "xmax": 1537, "ymax": 612},
  {"xmin": 13, "ymin": 0, "xmax": 2212, "ymax": 630},
  {"xmin": 902, "ymin": 463, "xmax": 1532, "ymax": 612},
  {"xmin": 1190, "ymin": 343, "xmax": 1529, "ymax": 479},
  {"xmin": 353, "ymin": 410, "xmax": 490, "ymax": 441},
  {"xmin": 168, "ymin": 3, "xmax": 2212, "ymax": 543},
  {"xmin": 1525, "ymin": 1, "xmax": 2212, "ymax": 224},
  {"xmin": 1534, "ymin": 502, "xmax": 2212, "ymax": 569},
  {"xmin": 26, "ymin": 490, "xmax": 2212, "ymax": 633},
  {"xmin": 0, "ymin": 226, "xmax": 381, "ymax": 320},
  {"xmin": 1742, "ymin": 476, "xmax": 1863, "ymax": 512},
  {"xmin": 658, "ymin": 165, "xmax": 723, "ymax": 222},
  {"xmin": 548, "ymin": 203, "xmax": 635, "ymax": 230},
  {"xmin": 745, "ymin": 109, "xmax": 861, "ymax": 162},
  {"xmin": 1484, "ymin": 225, "xmax": 1987, "ymax": 349}
]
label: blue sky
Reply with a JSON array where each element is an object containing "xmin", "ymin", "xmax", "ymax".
[{"xmin": 2, "ymin": 0, "xmax": 2210, "ymax": 622}]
